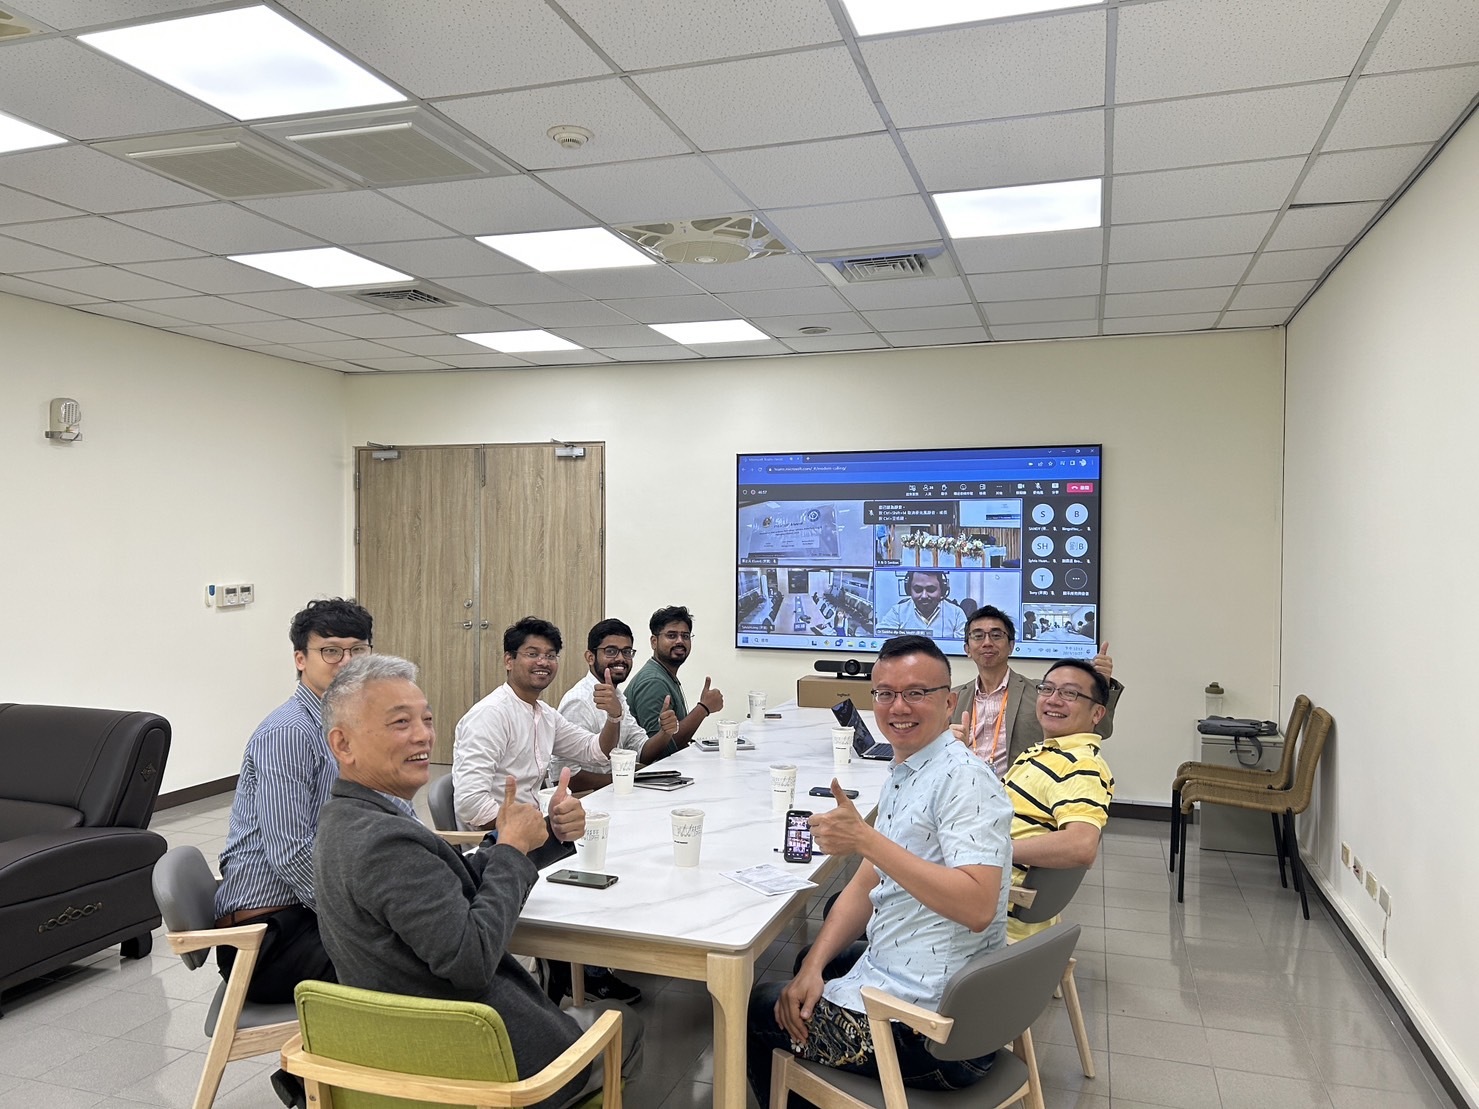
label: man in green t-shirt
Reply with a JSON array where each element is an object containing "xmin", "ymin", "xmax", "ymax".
[{"xmin": 624, "ymin": 605, "xmax": 724, "ymax": 762}]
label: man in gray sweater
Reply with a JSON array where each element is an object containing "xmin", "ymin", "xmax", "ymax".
[{"xmin": 312, "ymin": 655, "xmax": 643, "ymax": 1109}]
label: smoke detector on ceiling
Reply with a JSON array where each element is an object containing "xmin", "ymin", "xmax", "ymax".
[
  {"xmin": 547, "ymin": 124, "xmax": 594, "ymax": 150},
  {"xmin": 615, "ymin": 215, "xmax": 787, "ymax": 265}
]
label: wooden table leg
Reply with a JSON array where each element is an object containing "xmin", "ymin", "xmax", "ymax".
[{"xmin": 707, "ymin": 951, "xmax": 755, "ymax": 1109}]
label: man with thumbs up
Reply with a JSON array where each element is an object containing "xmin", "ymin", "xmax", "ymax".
[
  {"xmin": 624, "ymin": 605, "xmax": 725, "ymax": 760},
  {"xmin": 746, "ymin": 635, "xmax": 1013, "ymax": 1105}
]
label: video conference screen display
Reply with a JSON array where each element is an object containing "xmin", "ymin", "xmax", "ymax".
[{"xmin": 735, "ymin": 445, "xmax": 1102, "ymax": 660}]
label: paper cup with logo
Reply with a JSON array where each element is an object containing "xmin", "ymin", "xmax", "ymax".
[
  {"xmin": 671, "ymin": 807, "xmax": 705, "ymax": 867},
  {"xmin": 579, "ymin": 810, "xmax": 611, "ymax": 870},
  {"xmin": 536, "ymin": 786, "xmax": 558, "ymax": 814},
  {"xmin": 610, "ymin": 749, "xmax": 637, "ymax": 794},
  {"xmin": 748, "ymin": 690, "xmax": 768, "ymax": 720},
  {"xmin": 716, "ymin": 718, "xmax": 741, "ymax": 758},
  {"xmin": 831, "ymin": 726, "xmax": 854, "ymax": 768},
  {"xmin": 770, "ymin": 763, "xmax": 797, "ymax": 814}
]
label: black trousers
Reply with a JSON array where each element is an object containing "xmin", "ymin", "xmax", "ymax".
[{"xmin": 216, "ymin": 905, "xmax": 336, "ymax": 1005}]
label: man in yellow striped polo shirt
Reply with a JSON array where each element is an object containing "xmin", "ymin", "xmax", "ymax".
[{"xmin": 1002, "ymin": 658, "xmax": 1115, "ymax": 941}]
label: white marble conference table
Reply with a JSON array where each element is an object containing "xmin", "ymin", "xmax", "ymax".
[{"xmin": 509, "ymin": 703, "xmax": 893, "ymax": 1109}]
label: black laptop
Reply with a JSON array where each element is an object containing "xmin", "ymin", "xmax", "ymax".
[{"xmin": 831, "ymin": 699, "xmax": 894, "ymax": 761}]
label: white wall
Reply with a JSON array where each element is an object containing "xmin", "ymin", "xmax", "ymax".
[
  {"xmin": 345, "ymin": 328, "xmax": 1286, "ymax": 803},
  {"xmin": 0, "ymin": 294, "xmax": 349, "ymax": 792},
  {"xmin": 1284, "ymin": 111, "xmax": 1479, "ymax": 1095}
]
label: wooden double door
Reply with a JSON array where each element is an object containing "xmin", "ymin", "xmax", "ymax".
[{"xmin": 355, "ymin": 443, "xmax": 605, "ymax": 762}]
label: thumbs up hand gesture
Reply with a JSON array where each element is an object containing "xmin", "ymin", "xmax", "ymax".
[
  {"xmin": 658, "ymin": 694, "xmax": 679, "ymax": 737},
  {"xmin": 808, "ymin": 779, "xmax": 869, "ymax": 856},
  {"xmin": 495, "ymin": 775, "xmax": 549, "ymax": 855},
  {"xmin": 547, "ymin": 767, "xmax": 586, "ymax": 843},
  {"xmin": 1092, "ymin": 642, "xmax": 1114, "ymax": 681},
  {"xmin": 698, "ymin": 676, "xmax": 723, "ymax": 714},
  {"xmin": 594, "ymin": 668, "xmax": 621, "ymax": 720}
]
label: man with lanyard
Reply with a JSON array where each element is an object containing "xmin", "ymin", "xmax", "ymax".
[
  {"xmin": 949, "ymin": 604, "xmax": 1122, "ymax": 776},
  {"xmin": 875, "ymin": 571, "xmax": 968, "ymax": 639},
  {"xmin": 623, "ymin": 605, "xmax": 724, "ymax": 758}
]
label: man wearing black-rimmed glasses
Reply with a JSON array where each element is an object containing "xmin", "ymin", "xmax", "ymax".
[{"xmin": 623, "ymin": 604, "xmax": 724, "ymax": 756}]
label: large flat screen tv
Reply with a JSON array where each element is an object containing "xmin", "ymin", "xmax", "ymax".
[{"xmin": 736, "ymin": 445, "xmax": 1102, "ymax": 660}]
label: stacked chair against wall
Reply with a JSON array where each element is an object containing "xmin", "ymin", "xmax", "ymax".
[
  {"xmin": 280, "ymin": 979, "xmax": 623, "ymax": 1108},
  {"xmin": 1168, "ymin": 694, "xmax": 1312, "ymax": 879},
  {"xmin": 1177, "ymin": 707, "xmax": 1333, "ymax": 919},
  {"xmin": 1008, "ymin": 865, "xmax": 1096, "ymax": 1079}
]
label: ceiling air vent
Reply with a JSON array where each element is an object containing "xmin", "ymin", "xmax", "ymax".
[
  {"xmin": 0, "ymin": 8, "xmax": 44, "ymax": 39},
  {"xmin": 615, "ymin": 215, "xmax": 787, "ymax": 264},
  {"xmin": 95, "ymin": 128, "xmax": 347, "ymax": 199},
  {"xmin": 259, "ymin": 107, "xmax": 512, "ymax": 187},
  {"xmin": 812, "ymin": 245, "xmax": 959, "ymax": 285},
  {"xmin": 334, "ymin": 280, "xmax": 469, "ymax": 311}
]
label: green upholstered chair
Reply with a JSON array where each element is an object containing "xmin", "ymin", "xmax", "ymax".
[{"xmin": 280, "ymin": 980, "xmax": 621, "ymax": 1109}]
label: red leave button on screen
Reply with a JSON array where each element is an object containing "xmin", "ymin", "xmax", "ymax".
[{"xmin": 1067, "ymin": 482, "xmax": 1095, "ymax": 493}]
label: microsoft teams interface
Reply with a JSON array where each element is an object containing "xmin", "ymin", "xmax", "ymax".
[{"xmin": 736, "ymin": 446, "xmax": 1102, "ymax": 660}]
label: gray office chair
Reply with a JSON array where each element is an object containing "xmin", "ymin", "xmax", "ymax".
[
  {"xmin": 152, "ymin": 846, "xmax": 298, "ymax": 1109},
  {"xmin": 1009, "ymin": 865, "xmax": 1094, "ymax": 1078},
  {"xmin": 771, "ymin": 922, "xmax": 1081, "ymax": 1109},
  {"xmin": 426, "ymin": 773, "xmax": 482, "ymax": 845}
]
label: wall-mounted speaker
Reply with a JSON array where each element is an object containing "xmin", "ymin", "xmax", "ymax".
[{"xmin": 814, "ymin": 658, "xmax": 872, "ymax": 680}]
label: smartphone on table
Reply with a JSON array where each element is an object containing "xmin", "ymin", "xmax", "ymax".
[
  {"xmin": 546, "ymin": 869, "xmax": 618, "ymax": 889},
  {"xmin": 810, "ymin": 786, "xmax": 859, "ymax": 799},
  {"xmin": 783, "ymin": 810, "xmax": 814, "ymax": 863}
]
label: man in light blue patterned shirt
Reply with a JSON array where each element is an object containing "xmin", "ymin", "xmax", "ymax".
[{"xmin": 747, "ymin": 635, "xmax": 1012, "ymax": 1105}]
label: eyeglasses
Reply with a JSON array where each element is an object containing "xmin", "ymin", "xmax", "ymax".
[
  {"xmin": 597, "ymin": 647, "xmax": 637, "ymax": 660},
  {"xmin": 1035, "ymin": 681, "xmax": 1102, "ymax": 705},
  {"xmin": 966, "ymin": 629, "xmax": 1009, "ymax": 644},
  {"xmin": 871, "ymin": 685, "xmax": 950, "ymax": 705},
  {"xmin": 660, "ymin": 631, "xmax": 693, "ymax": 642},
  {"xmin": 517, "ymin": 649, "xmax": 560, "ymax": 662},
  {"xmin": 314, "ymin": 643, "xmax": 371, "ymax": 663}
]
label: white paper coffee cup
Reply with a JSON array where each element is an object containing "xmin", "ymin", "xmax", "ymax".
[
  {"xmin": 716, "ymin": 718, "xmax": 740, "ymax": 758},
  {"xmin": 831, "ymin": 726, "xmax": 853, "ymax": 768},
  {"xmin": 770, "ymin": 763, "xmax": 797, "ymax": 814},
  {"xmin": 579, "ymin": 810, "xmax": 610, "ymax": 871},
  {"xmin": 610, "ymin": 749, "xmax": 636, "ymax": 794},
  {"xmin": 536, "ymin": 786, "xmax": 557, "ymax": 814},
  {"xmin": 671, "ymin": 807, "xmax": 705, "ymax": 867},
  {"xmin": 748, "ymin": 690, "xmax": 767, "ymax": 719}
]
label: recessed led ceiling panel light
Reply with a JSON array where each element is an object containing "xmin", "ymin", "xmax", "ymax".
[
  {"xmin": 650, "ymin": 320, "xmax": 768, "ymax": 344},
  {"xmin": 475, "ymin": 228, "xmax": 657, "ymax": 272},
  {"xmin": 459, "ymin": 330, "xmax": 582, "ymax": 353},
  {"xmin": 0, "ymin": 110, "xmax": 65, "ymax": 154},
  {"xmin": 935, "ymin": 178, "xmax": 1102, "ymax": 238},
  {"xmin": 227, "ymin": 247, "xmax": 410, "ymax": 288},
  {"xmin": 843, "ymin": 0, "xmax": 1101, "ymax": 36},
  {"xmin": 79, "ymin": 6, "xmax": 405, "ymax": 121}
]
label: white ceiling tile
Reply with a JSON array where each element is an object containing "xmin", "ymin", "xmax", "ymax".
[
  {"xmin": 141, "ymin": 297, "xmax": 281, "ymax": 325},
  {"xmin": 1105, "ymin": 255, "xmax": 1253, "ymax": 294},
  {"xmin": 433, "ymin": 78, "xmax": 688, "ymax": 171},
  {"xmin": 166, "ymin": 323, "xmax": 276, "ymax": 346},
  {"xmin": 783, "ymin": 333, "xmax": 887, "ymax": 352},
  {"xmin": 384, "ymin": 176, "xmax": 591, "ymax": 234},
  {"xmin": 8, "ymin": 1, "xmax": 217, "ymax": 28},
  {"xmin": 750, "ymin": 311, "xmax": 873, "ymax": 337},
  {"xmin": 285, "ymin": 338, "xmax": 409, "ymax": 360},
  {"xmin": 837, "ymin": 276, "xmax": 972, "ymax": 310},
  {"xmin": 0, "ymin": 146, "xmax": 207, "ymax": 212},
  {"xmin": 1113, "ymin": 83, "xmax": 1344, "ymax": 172},
  {"xmin": 538, "ymin": 155, "xmax": 750, "ymax": 225},
  {"xmin": 1231, "ymin": 280, "xmax": 1317, "ymax": 310},
  {"xmin": 1102, "ymin": 313, "xmax": 1219, "ymax": 334},
  {"xmin": 552, "ymin": 324, "xmax": 679, "ymax": 348},
  {"xmin": 1104, "ymin": 288, "xmax": 1233, "ymax": 317},
  {"xmin": 1265, "ymin": 202, "xmax": 1383, "ymax": 250},
  {"xmin": 21, "ymin": 265, "xmax": 193, "ymax": 300},
  {"xmin": 0, "ymin": 233, "xmax": 92, "ymax": 273},
  {"xmin": 992, "ymin": 321, "xmax": 1101, "ymax": 341},
  {"xmin": 437, "ymin": 273, "xmax": 588, "ymax": 305},
  {"xmin": 1326, "ymin": 66, "xmax": 1479, "ymax": 150},
  {"xmin": 225, "ymin": 289, "xmax": 377, "ymax": 318},
  {"xmin": 1112, "ymin": 158, "xmax": 1304, "ymax": 223},
  {"xmin": 502, "ymin": 301, "xmax": 634, "ymax": 328},
  {"xmin": 517, "ymin": 348, "xmax": 614, "ymax": 365},
  {"xmin": 900, "ymin": 111, "xmax": 1105, "ymax": 192},
  {"xmin": 984, "ymin": 296, "xmax": 1099, "ymax": 324},
  {"xmin": 968, "ymin": 266, "xmax": 1102, "ymax": 302},
  {"xmin": 551, "ymin": 266, "xmax": 704, "ymax": 299},
  {"xmin": 0, "ymin": 183, "xmax": 81, "ymax": 225},
  {"xmin": 243, "ymin": 193, "xmax": 454, "ymax": 244},
  {"xmin": 710, "ymin": 134, "xmax": 916, "ymax": 210},
  {"xmin": 0, "ymin": 38, "xmax": 226, "ymax": 140},
  {"xmin": 560, "ymin": 0, "xmax": 840, "ymax": 68},
  {"xmin": 1244, "ymin": 246, "xmax": 1342, "ymax": 284},
  {"xmin": 432, "ymin": 351, "xmax": 535, "ymax": 367},
  {"xmin": 600, "ymin": 346, "xmax": 697, "ymax": 362},
  {"xmin": 313, "ymin": 314, "xmax": 440, "ymax": 339},
  {"xmin": 861, "ymin": 11, "xmax": 1106, "ymax": 127},
  {"xmin": 2, "ymin": 216, "xmax": 204, "ymax": 264},
  {"xmin": 352, "ymin": 238, "xmax": 531, "ymax": 278},
  {"xmin": 863, "ymin": 304, "xmax": 980, "ymax": 331},
  {"xmin": 1366, "ymin": 0, "xmax": 1479, "ymax": 72},
  {"xmin": 222, "ymin": 319, "xmax": 356, "ymax": 344},
  {"xmin": 1295, "ymin": 144, "xmax": 1430, "ymax": 204},
  {"xmin": 604, "ymin": 294, "xmax": 732, "ymax": 323},
  {"xmin": 377, "ymin": 334, "xmax": 495, "ymax": 356},
  {"xmin": 0, "ymin": 274, "xmax": 100, "ymax": 305},
  {"xmin": 1109, "ymin": 212, "xmax": 1277, "ymax": 263},
  {"xmin": 345, "ymin": 356, "xmax": 452, "ymax": 372},
  {"xmin": 882, "ymin": 327, "xmax": 989, "ymax": 347},
  {"xmin": 764, "ymin": 195, "xmax": 941, "ymax": 253},
  {"xmin": 323, "ymin": 361, "xmax": 379, "ymax": 373},
  {"xmin": 717, "ymin": 286, "xmax": 851, "ymax": 317},
  {"xmin": 78, "ymin": 302, "xmax": 190, "ymax": 329},
  {"xmin": 633, "ymin": 48, "xmax": 882, "ymax": 149},
  {"xmin": 1219, "ymin": 307, "xmax": 1293, "ymax": 327},
  {"xmin": 685, "ymin": 339, "xmax": 792, "ymax": 358},
  {"xmin": 116, "ymin": 257, "xmax": 302, "ymax": 295},
  {"xmin": 111, "ymin": 204, "xmax": 324, "ymax": 253},
  {"xmin": 954, "ymin": 229, "xmax": 1105, "ymax": 274},
  {"xmin": 1116, "ymin": 0, "xmax": 1390, "ymax": 101},
  {"xmin": 674, "ymin": 255, "xmax": 829, "ymax": 293},
  {"xmin": 248, "ymin": 343, "xmax": 361, "ymax": 364},
  {"xmin": 381, "ymin": 304, "xmax": 542, "ymax": 332},
  {"xmin": 281, "ymin": 0, "xmax": 611, "ymax": 98}
]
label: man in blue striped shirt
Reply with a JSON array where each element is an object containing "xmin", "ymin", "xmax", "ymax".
[{"xmin": 214, "ymin": 597, "xmax": 379, "ymax": 1004}]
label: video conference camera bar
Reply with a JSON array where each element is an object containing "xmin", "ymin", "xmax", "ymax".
[{"xmin": 814, "ymin": 659, "xmax": 873, "ymax": 680}]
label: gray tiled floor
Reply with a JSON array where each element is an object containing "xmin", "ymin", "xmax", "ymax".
[{"xmin": 0, "ymin": 798, "xmax": 1458, "ymax": 1109}]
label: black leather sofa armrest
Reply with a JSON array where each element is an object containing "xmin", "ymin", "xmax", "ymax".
[{"xmin": 0, "ymin": 827, "xmax": 167, "ymax": 908}]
